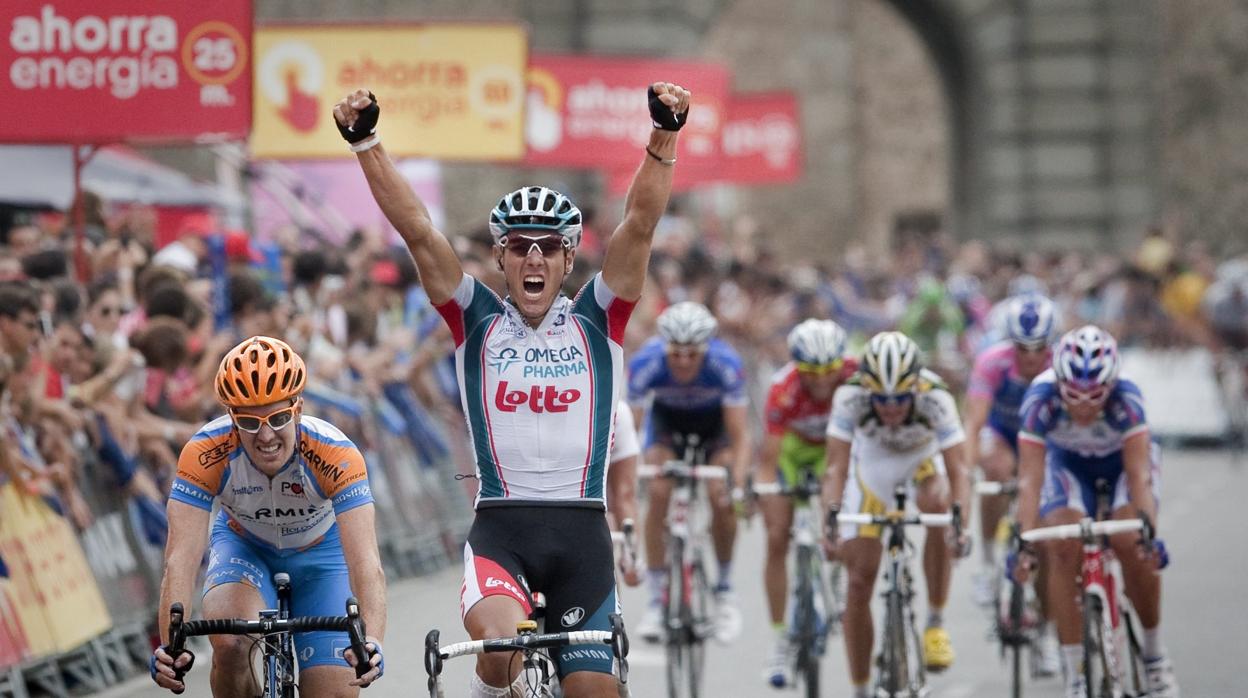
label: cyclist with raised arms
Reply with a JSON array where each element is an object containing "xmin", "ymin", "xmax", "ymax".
[
  {"xmin": 150, "ymin": 336, "xmax": 386, "ymax": 696},
  {"xmin": 1013, "ymin": 326, "xmax": 1179, "ymax": 698},
  {"xmin": 335, "ymin": 82, "xmax": 690, "ymax": 697},
  {"xmin": 628, "ymin": 301, "xmax": 752, "ymax": 644},
  {"xmin": 757, "ymin": 319, "xmax": 855, "ymax": 687},
  {"xmin": 820, "ymin": 332, "xmax": 972, "ymax": 697}
]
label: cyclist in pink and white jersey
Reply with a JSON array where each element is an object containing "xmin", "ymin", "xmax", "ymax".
[
  {"xmin": 964, "ymin": 295, "xmax": 1057, "ymax": 605},
  {"xmin": 337, "ymin": 82, "xmax": 691, "ymax": 698}
]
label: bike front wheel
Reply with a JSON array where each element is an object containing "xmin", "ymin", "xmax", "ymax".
[
  {"xmin": 665, "ymin": 537, "xmax": 687, "ymax": 698},
  {"xmin": 1082, "ymin": 593, "xmax": 1111, "ymax": 698},
  {"xmin": 793, "ymin": 546, "xmax": 820, "ymax": 698}
]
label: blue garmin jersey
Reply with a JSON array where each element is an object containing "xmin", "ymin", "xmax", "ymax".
[{"xmin": 626, "ymin": 337, "xmax": 748, "ymax": 414}]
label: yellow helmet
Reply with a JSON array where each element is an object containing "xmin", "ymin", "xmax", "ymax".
[{"xmin": 215, "ymin": 336, "xmax": 307, "ymax": 408}]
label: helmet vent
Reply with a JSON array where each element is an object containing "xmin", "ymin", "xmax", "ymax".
[
  {"xmin": 265, "ymin": 372, "xmax": 277, "ymax": 395},
  {"xmin": 234, "ymin": 377, "xmax": 248, "ymax": 398},
  {"xmin": 266, "ymin": 352, "xmax": 277, "ymax": 368}
]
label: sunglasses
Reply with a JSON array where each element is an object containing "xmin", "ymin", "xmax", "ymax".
[
  {"xmin": 1058, "ymin": 383, "xmax": 1109, "ymax": 406},
  {"xmin": 666, "ymin": 344, "xmax": 706, "ymax": 360},
  {"xmin": 870, "ymin": 392, "xmax": 914, "ymax": 407},
  {"xmin": 503, "ymin": 235, "xmax": 566, "ymax": 257},
  {"xmin": 231, "ymin": 404, "xmax": 297, "ymax": 433},
  {"xmin": 796, "ymin": 358, "xmax": 844, "ymax": 376}
]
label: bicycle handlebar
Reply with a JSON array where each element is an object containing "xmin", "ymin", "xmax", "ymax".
[
  {"xmin": 437, "ymin": 630, "xmax": 615, "ymax": 659},
  {"xmin": 837, "ymin": 511, "xmax": 953, "ymax": 527},
  {"xmin": 168, "ymin": 596, "xmax": 373, "ymax": 682},
  {"xmin": 637, "ymin": 463, "xmax": 727, "ymax": 480},
  {"xmin": 1020, "ymin": 518, "xmax": 1144, "ymax": 543}
]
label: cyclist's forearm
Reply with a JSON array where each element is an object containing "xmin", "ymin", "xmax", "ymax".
[
  {"xmin": 607, "ymin": 455, "xmax": 638, "ymax": 529},
  {"xmin": 821, "ymin": 438, "xmax": 852, "ymax": 508},
  {"xmin": 943, "ymin": 442, "xmax": 972, "ymax": 514}
]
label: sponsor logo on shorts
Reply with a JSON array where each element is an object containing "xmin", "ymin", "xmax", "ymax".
[
  {"xmin": 561, "ymin": 606, "xmax": 585, "ymax": 628},
  {"xmin": 485, "ymin": 575, "xmax": 524, "ymax": 599}
]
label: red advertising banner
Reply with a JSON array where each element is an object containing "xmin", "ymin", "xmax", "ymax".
[
  {"xmin": 0, "ymin": 1, "xmax": 252, "ymax": 143},
  {"xmin": 525, "ymin": 54, "xmax": 730, "ymax": 177},
  {"xmin": 719, "ymin": 91, "xmax": 803, "ymax": 185}
]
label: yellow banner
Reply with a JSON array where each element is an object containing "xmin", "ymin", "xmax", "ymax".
[
  {"xmin": 253, "ymin": 23, "xmax": 527, "ymax": 160},
  {"xmin": 0, "ymin": 484, "xmax": 112, "ymax": 658}
]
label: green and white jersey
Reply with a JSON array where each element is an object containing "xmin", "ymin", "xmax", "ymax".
[{"xmin": 434, "ymin": 273, "xmax": 635, "ymax": 508}]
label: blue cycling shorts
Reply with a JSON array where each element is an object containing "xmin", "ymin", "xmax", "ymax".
[{"xmin": 203, "ymin": 516, "xmax": 354, "ymax": 669}]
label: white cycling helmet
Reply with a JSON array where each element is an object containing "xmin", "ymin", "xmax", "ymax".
[
  {"xmin": 859, "ymin": 331, "xmax": 922, "ymax": 395},
  {"xmin": 1053, "ymin": 325, "xmax": 1120, "ymax": 393},
  {"xmin": 488, "ymin": 186, "xmax": 583, "ymax": 248},
  {"xmin": 1006, "ymin": 294, "xmax": 1057, "ymax": 349},
  {"xmin": 787, "ymin": 319, "xmax": 848, "ymax": 367},
  {"xmin": 657, "ymin": 302, "xmax": 718, "ymax": 346}
]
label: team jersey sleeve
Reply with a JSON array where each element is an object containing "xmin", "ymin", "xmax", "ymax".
[
  {"xmin": 826, "ymin": 385, "xmax": 859, "ymax": 443},
  {"xmin": 1018, "ymin": 378, "xmax": 1056, "ymax": 445},
  {"xmin": 1106, "ymin": 379, "xmax": 1149, "ymax": 440},
  {"xmin": 610, "ymin": 400, "xmax": 640, "ymax": 463},
  {"xmin": 170, "ymin": 418, "xmax": 235, "ymax": 510},
  {"xmin": 713, "ymin": 343, "xmax": 749, "ymax": 407},
  {"xmin": 627, "ymin": 342, "xmax": 663, "ymax": 405},
  {"xmin": 763, "ymin": 373, "xmax": 791, "ymax": 436},
  {"xmin": 966, "ymin": 349, "xmax": 1002, "ymax": 400},
  {"xmin": 572, "ymin": 273, "xmax": 635, "ymax": 346},
  {"xmin": 434, "ymin": 273, "xmax": 503, "ymax": 347},
  {"xmin": 301, "ymin": 435, "xmax": 374, "ymax": 516},
  {"xmin": 925, "ymin": 389, "xmax": 966, "ymax": 450}
]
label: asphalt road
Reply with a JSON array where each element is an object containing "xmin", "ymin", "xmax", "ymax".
[{"xmin": 104, "ymin": 447, "xmax": 1245, "ymax": 697}]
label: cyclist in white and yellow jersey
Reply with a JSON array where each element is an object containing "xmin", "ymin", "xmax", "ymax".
[
  {"xmin": 821, "ymin": 332, "xmax": 972, "ymax": 698},
  {"xmin": 336, "ymin": 81, "xmax": 690, "ymax": 698}
]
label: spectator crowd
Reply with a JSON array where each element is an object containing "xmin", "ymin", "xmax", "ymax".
[{"xmin": 2, "ymin": 189, "xmax": 1247, "ymax": 669}]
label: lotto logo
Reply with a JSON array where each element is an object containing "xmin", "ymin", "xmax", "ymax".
[
  {"xmin": 494, "ymin": 381, "xmax": 582, "ymax": 413},
  {"xmin": 485, "ymin": 576, "xmax": 523, "ymax": 599}
]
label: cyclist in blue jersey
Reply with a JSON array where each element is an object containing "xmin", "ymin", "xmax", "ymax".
[
  {"xmin": 150, "ymin": 336, "xmax": 385, "ymax": 696},
  {"xmin": 628, "ymin": 301, "xmax": 752, "ymax": 644},
  {"xmin": 1013, "ymin": 326, "xmax": 1179, "ymax": 698},
  {"xmin": 336, "ymin": 82, "xmax": 691, "ymax": 698}
]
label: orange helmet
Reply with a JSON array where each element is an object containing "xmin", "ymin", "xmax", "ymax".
[{"xmin": 215, "ymin": 336, "xmax": 307, "ymax": 408}]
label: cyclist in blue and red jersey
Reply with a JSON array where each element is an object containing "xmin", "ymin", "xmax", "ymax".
[
  {"xmin": 628, "ymin": 301, "xmax": 752, "ymax": 645},
  {"xmin": 1014, "ymin": 326, "xmax": 1179, "ymax": 698},
  {"xmin": 336, "ymin": 81, "xmax": 691, "ymax": 698}
]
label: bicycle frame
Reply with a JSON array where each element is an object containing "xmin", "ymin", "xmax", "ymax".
[
  {"xmin": 839, "ymin": 487, "xmax": 953, "ymax": 698},
  {"xmin": 266, "ymin": 574, "xmax": 295, "ymax": 698},
  {"xmin": 1021, "ymin": 510, "xmax": 1148, "ymax": 697}
]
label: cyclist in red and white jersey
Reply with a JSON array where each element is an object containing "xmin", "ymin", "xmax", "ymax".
[
  {"xmin": 756, "ymin": 319, "xmax": 855, "ymax": 686},
  {"xmin": 337, "ymin": 82, "xmax": 690, "ymax": 697}
]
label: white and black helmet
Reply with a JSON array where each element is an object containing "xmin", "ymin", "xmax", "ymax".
[
  {"xmin": 657, "ymin": 302, "xmax": 718, "ymax": 345},
  {"xmin": 788, "ymin": 319, "xmax": 848, "ymax": 367},
  {"xmin": 488, "ymin": 186, "xmax": 583, "ymax": 247},
  {"xmin": 859, "ymin": 331, "xmax": 922, "ymax": 395}
]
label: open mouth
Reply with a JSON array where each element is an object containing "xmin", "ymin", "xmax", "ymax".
[
  {"xmin": 523, "ymin": 275, "xmax": 546, "ymax": 298},
  {"xmin": 257, "ymin": 442, "xmax": 282, "ymax": 456}
]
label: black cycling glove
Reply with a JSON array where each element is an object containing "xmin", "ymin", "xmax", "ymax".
[
  {"xmin": 648, "ymin": 85, "xmax": 688, "ymax": 131},
  {"xmin": 337, "ymin": 92, "xmax": 380, "ymax": 144}
]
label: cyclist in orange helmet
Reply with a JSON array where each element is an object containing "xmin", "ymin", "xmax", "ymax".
[{"xmin": 150, "ymin": 336, "xmax": 387, "ymax": 697}]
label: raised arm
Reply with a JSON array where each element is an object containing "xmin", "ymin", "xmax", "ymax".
[
  {"xmin": 601, "ymin": 82, "xmax": 692, "ymax": 301},
  {"xmin": 333, "ymin": 89, "xmax": 463, "ymax": 305}
]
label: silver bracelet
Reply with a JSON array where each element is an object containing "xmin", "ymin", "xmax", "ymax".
[
  {"xmin": 645, "ymin": 146, "xmax": 676, "ymax": 166},
  {"xmin": 349, "ymin": 134, "xmax": 380, "ymax": 153}
]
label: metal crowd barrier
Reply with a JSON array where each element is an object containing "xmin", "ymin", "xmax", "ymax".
[{"xmin": 0, "ymin": 377, "xmax": 473, "ymax": 697}]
